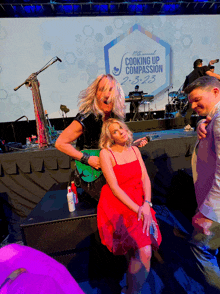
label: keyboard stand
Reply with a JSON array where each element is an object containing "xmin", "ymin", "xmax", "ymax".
[{"xmin": 130, "ymin": 97, "xmax": 143, "ymax": 121}]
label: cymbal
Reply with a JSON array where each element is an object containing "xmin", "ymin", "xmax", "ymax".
[
  {"xmin": 60, "ymin": 104, "xmax": 70, "ymax": 113},
  {"xmin": 168, "ymin": 91, "xmax": 178, "ymax": 97},
  {"xmin": 177, "ymin": 93, "xmax": 187, "ymax": 100}
]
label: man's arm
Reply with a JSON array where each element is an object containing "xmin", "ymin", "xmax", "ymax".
[
  {"xmin": 206, "ymin": 70, "xmax": 220, "ymax": 80},
  {"xmin": 209, "ymin": 59, "xmax": 219, "ymax": 66},
  {"xmin": 196, "ymin": 116, "xmax": 212, "ymax": 139},
  {"xmin": 199, "ymin": 115, "xmax": 220, "ymax": 222}
]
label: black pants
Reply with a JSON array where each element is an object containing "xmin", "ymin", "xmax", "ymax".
[{"xmin": 184, "ymin": 103, "xmax": 194, "ymax": 125}]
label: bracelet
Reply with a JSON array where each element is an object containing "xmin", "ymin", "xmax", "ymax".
[
  {"xmin": 145, "ymin": 200, "xmax": 153, "ymax": 207},
  {"xmin": 80, "ymin": 152, "xmax": 90, "ymax": 165}
]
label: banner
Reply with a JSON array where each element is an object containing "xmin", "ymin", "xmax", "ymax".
[{"xmin": 104, "ymin": 24, "xmax": 171, "ymax": 97}]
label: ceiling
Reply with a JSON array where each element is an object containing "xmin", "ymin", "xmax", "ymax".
[{"xmin": 1, "ymin": 0, "xmax": 220, "ymax": 17}]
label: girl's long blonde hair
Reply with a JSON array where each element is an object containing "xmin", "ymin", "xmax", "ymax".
[
  {"xmin": 78, "ymin": 74, "xmax": 125, "ymax": 120},
  {"xmin": 99, "ymin": 118, "xmax": 133, "ymax": 149}
]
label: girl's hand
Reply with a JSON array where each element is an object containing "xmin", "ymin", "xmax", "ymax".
[{"xmin": 138, "ymin": 202, "xmax": 152, "ymax": 236}]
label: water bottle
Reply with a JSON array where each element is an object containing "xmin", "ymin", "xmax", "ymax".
[
  {"xmin": 26, "ymin": 137, "xmax": 31, "ymax": 148},
  {"xmin": 67, "ymin": 186, "xmax": 75, "ymax": 212}
]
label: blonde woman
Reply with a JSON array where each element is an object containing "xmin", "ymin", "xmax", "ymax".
[
  {"xmin": 55, "ymin": 74, "xmax": 147, "ymax": 201},
  {"xmin": 98, "ymin": 118, "xmax": 161, "ymax": 294},
  {"xmin": 56, "ymin": 74, "xmax": 125, "ymax": 169}
]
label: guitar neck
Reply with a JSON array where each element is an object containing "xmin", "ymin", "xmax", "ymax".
[{"xmin": 132, "ymin": 136, "xmax": 150, "ymax": 147}]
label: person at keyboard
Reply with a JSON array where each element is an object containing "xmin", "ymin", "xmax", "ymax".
[{"xmin": 129, "ymin": 85, "xmax": 143, "ymax": 121}]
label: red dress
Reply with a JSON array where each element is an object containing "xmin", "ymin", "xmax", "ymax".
[{"xmin": 97, "ymin": 148, "xmax": 162, "ymax": 256}]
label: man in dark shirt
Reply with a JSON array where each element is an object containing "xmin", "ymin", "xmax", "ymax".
[
  {"xmin": 129, "ymin": 85, "xmax": 143, "ymax": 121},
  {"xmin": 182, "ymin": 59, "xmax": 220, "ymax": 130}
]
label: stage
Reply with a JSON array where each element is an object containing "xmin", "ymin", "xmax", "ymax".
[{"xmin": 0, "ymin": 125, "xmax": 197, "ymax": 240}]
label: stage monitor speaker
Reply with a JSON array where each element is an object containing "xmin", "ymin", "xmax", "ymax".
[{"xmin": 20, "ymin": 184, "xmax": 97, "ymax": 265}]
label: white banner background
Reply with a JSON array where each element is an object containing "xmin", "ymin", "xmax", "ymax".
[{"xmin": 0, "ymin": 15, "xmax": 220, "ymax": 122}]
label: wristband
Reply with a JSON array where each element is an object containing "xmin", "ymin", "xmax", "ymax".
[
  {"xmin": 145, "ymin": 200, "xmax": 152, "ymax": 207},
  {"xmin": 80, "ymin": 153, "xmax": 90, "ymax": 165}
]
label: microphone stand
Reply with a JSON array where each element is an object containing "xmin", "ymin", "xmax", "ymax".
[
  {"xmin": 6, "ymin": 116, "xmax": 29, "ymax": 143},
  {"xmin": 14, "ymin": 57, "xmax": 60, "ymax": 148},
  {"xmin": 61, "ymin": 111, "xmax": 67, "ymax": 129},
  {"xmin": 14, "ymin": 57, "xmax": 60, "ymax": 91}
]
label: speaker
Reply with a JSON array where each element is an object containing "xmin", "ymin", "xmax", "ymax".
[{"xmin": 20, "ymin": 183, "xmax": 97, "ymax": 265}]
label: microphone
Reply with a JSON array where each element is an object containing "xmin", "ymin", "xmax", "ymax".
[
  {"xmin": 103, "ymin": 98, "xmax": 111, "ymax": 105},
  {"xmin": 56, "ymin": 56, "xmax": 62, "ymax": 62}
]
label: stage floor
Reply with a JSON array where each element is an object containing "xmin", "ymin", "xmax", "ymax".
[{"xmin": 133, "ymin": 127, "xmax": 197, "ymax": 141}]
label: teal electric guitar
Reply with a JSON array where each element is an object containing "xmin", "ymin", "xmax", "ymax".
[
  {"xmin": 75, "ymin": 149, "xmax": 102, "ymax": 183},
  {"xmin": 75, "ymin": 135, "xmax": 151, "ymax": 183}
]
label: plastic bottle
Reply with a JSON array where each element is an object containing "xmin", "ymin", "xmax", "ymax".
[
  {"xmin": 71, "ymin": 181, "xmax": 78, "ymax": 204},
  {"xmin": 67, "ymin": 186, "xmax": 75, "ymax": 212},
  {"xmin": 26, "ymin": 137, "xmax": 31, "ymax": 148}
]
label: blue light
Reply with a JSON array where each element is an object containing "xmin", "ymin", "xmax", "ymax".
[
  {"xmin": 162, "ymin": 4, "xmax": 181, "ymax": 12},
  {"xmin": 93, "ymin": 4, "xmax": 100, "ymax": 12},
  {"xmin": 136, "ymin": 4, "xmax": 143, "ymax": 13},
  {"xmin": 143, "ymin": 4, "xmax": 151, "ymax": 13},
  {"xmin": 35, "ymin": 5, "xmax": 43, "ymax": 13},
  {"xmin": 100, "ymin": 4, "xmax": 108, "ymax": 13},
  {"xmin": 63, "ymin": 5, "xmax": 73, "ymax": 13},
  {"xmin": 73, "ymin": 5, "xmax": 81, "ymax": 13},
  {"xmin": 24, "ymin": 5, "xmax": 35, "ymax": 13},
  {"xmin": 109, "ymin": 4, "xmax": 117, "ymax": 13},
  {"xmin": 128, "ymin": 4, "xmax": 136, "ymax": 13},
  {"xmin": 55, "ymin": 5, "xmax": 64, "ymax": 13},
  {"xmin": 163, "ymin": 0, "xmax": 179, "ymax": 2}
]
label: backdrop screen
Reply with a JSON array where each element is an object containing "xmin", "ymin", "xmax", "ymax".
[{"xmin": 0, "ymin": 15, "xmax": 220, "ymax": 122}]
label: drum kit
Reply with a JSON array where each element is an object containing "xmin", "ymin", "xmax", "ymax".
[{"xmin": 165, "ymin": 91, "xmax": 188, "ymax": 118}]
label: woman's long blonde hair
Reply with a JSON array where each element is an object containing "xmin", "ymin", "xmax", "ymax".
[
  {"xmin": 99, "ymin": 118, "xmax": 133, "ymax": 149},
  {"xmin": 78, "ymin": 74, "xmax": 125, "ymax": 120}
]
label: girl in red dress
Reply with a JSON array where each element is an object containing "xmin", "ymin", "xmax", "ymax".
[{"xmin": 97, "ymin": 118, "xmax": 162, "ymax": 294}]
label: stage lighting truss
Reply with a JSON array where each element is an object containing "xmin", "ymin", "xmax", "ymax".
[{"xmin": 0, "ymin": 0, "xmax": 220, "ymax": 16}]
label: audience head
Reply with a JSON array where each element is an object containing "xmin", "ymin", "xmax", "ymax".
[
  {"xmin": 193, "ymin": 59, "xmax": 203, "ymax": 69},
  {"xmin": 185, "ymin": 76, "xmax": 220, "ymax": 116},
  {"xmin": 135, "ymin": 85, "xmax": 139, "ymax": 91}
]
